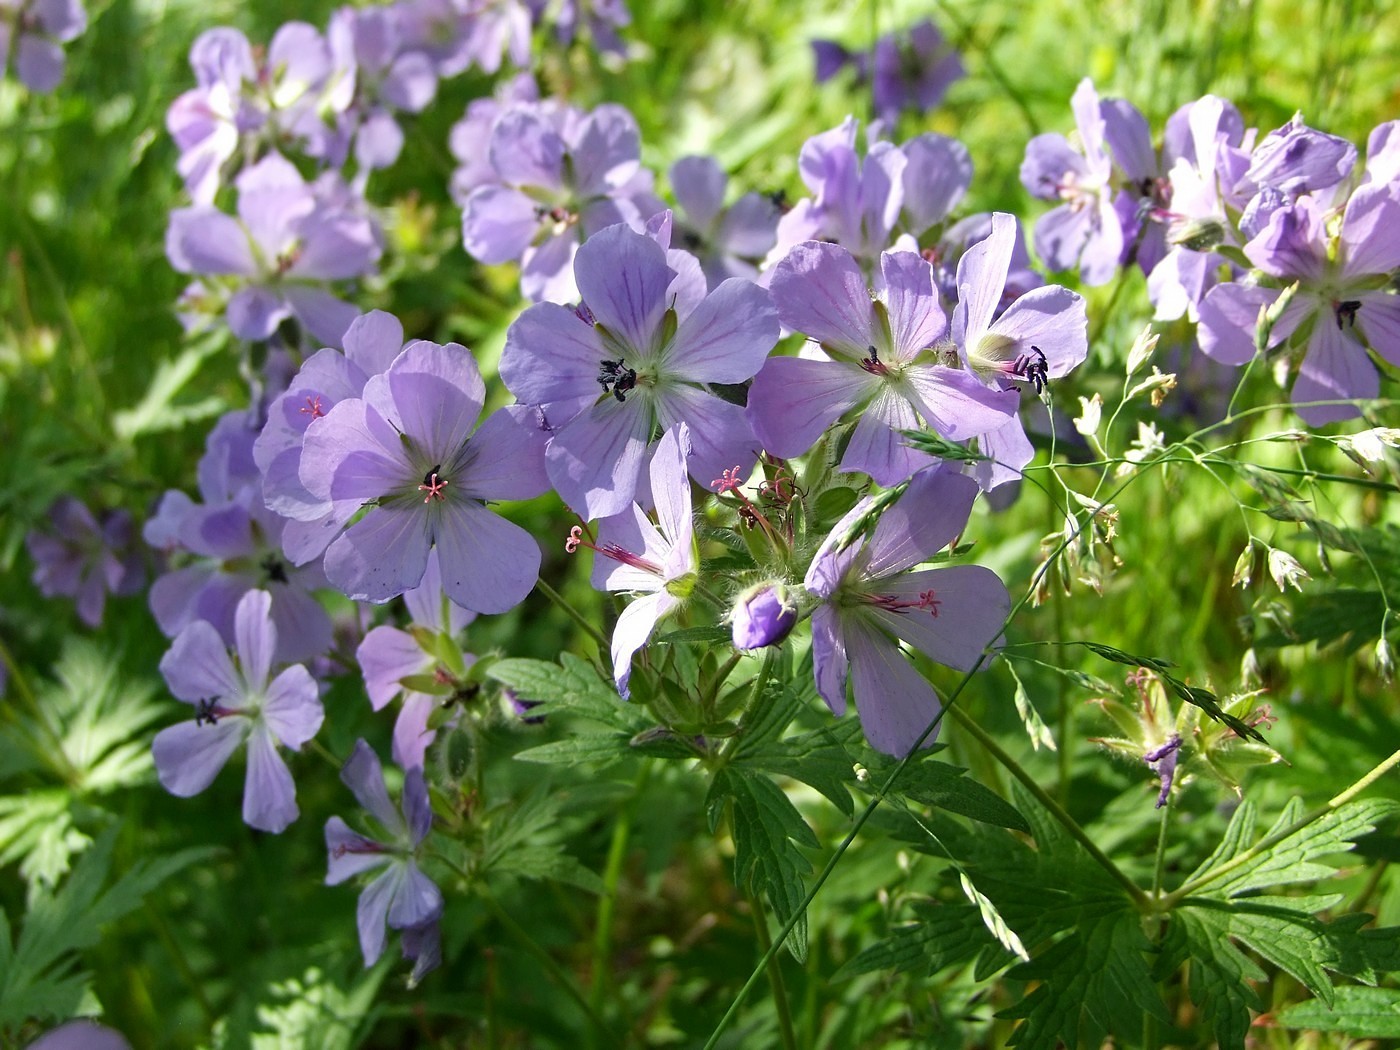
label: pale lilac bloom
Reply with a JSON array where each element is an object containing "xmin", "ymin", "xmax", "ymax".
[
  {"xmin": 327, "ymin": 7, "xmax": 439, "ymax": 173},
  {"xmin": 765, "ymin": 118, "xmax": 972, "ymax": 274},
  {"xmin": 1020, "ymin": 78, "xmax": 1124, "ymax": 285},
  {"xmin": 166, "ymin": 23, "xmax": 345, "ymax": 203},
  {"xmin": 447, "ymin": 73, "xmax": 539, "ymax": 204},
  {"xmin": 300, "ymin": 340, "xmax": 549, "ymax": 612},
  {"xmin": 952, "ymin": 213, "xmax": 1088, "ymax": 490},
  {"xmin": 27, "ymin": 496, "xmax": 144, "ymax": 628},
  {"xmin": 461, "ymin": 100, "xmax": 661, "ymax": 302},
  {"xmin": 146, "ymin": 411, "xmax": 333, "ymax": 664},
  {"xmin": 668, "ymin": 155, "xmax": 780, "ymax": 289},
  {"xmin": 1362, "ymin": 120, "xmax": 1400, "ymax": 188},
  {"xmin": 1238, "ymin": 115, "xmax": 1356, "ymax": 202},
  {"xmin": 165, "ymin": 153, "xmax": 379, "ymax": 345},
  {"xmin": 501, "ymin": 223, "xmax": 779, "ymax": 519},
  {"xmin": 751, "ymin": 243, "xmax": 1017, "ymax": 485},
  {"xmin": 356, "ymin": 549, "xmax": 476, "ymax": 769},
  {"xmin": 1198, "ymin": 187, "xmax": 1400, "ymax": 425},
  {"xmin": 0, "ymin": 0, "xmax": 87, "ymax": 93},
  {"xmin": 255, "ymin": 310, "xmax": 407, "ymax": 564},
  {"xmin": 325, "ymin": 739, "xmax": 442, "ymax": 976},
  {"xmin": 582, "ymin": 425, "xmax": 697, "ymax": 695},
  {"xmin": 153, "ymin": 589, "xmax": 324, "ymax": 834},
  {"xmin": 24, "ymin": 1020, "xmax": 131, "ymax": 1050},
  {"xmin": 731, "ymin": 583, "xmax": 797, "ymax": 650},
  {"xmin": 805, "ymin": 468, "xmax": 1010, "ymax": 756}
]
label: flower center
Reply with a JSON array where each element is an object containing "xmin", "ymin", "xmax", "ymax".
[
  {"xmin": 418, "ymin": 466, "xmax": 449, "ymax": 503},
  {"xmin": 864, "ymin": 590, "xmax": 942, "ymax": 617},
  {"xmin": 597, "ymin": 358, "xmax": 639, "ymax": 402},
  {"xmin": 194, "ymin": 696, "xmax": 240, "ymax": 725},
  {"xmin": 1334, "ymin": 299, "xmax": 1361, "ymax": 330}
]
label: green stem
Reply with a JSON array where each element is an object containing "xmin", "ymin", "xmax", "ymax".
[
  {"xmin": 145, "ymin": 902, "xmax": 217, "ymax": 1026},
  {"xmin": 746, "ymin": 889, "xmax": 799, "ymax": 1050},
  {"xmin": 947, "ymin": 705, "xmax": 1151, "ymax": 910},
  {"xmin": 536, "ymin": 577, "xmax": 610, "ymax": 651},
  {"xmin": 588, "ymin": 761, "xmax": 650, "ymax": 1045},
  {"xmin": 482, "ymin": 890, "xmax": 622, "ymax": 1044},
  {"xmin": 1161, "ymin": 748, "xmax": 1400, "ymax": 908}
]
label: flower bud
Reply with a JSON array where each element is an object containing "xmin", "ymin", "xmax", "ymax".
[
  {"xmin": 731, "ymin": 583, "xmax": 797, "ymax": 650},
  {"xmin": 1125, "ymin": 325, "xmax": 1159, "ymax": 377},
  {"xmin": 1376, "ymin": 638, "xmax": 1394, "ymax": 682},
  {"xmin": 1169, "ymin": 217, "xmax": 1226, "ymax": 252},
  {"xmin": 1266, "ymin": 547, "xmax": 1309, "ymax": 592}
]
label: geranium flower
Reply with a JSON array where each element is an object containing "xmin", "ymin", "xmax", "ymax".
[
  {"xmin": 805, "ymin": 468, "xmax": 1009, "ymax": 756},
  {"xmin": 26, "ymin": 496, "xmax": 144, "ymax": 629},
  {"xmin": 152, "ymin": 589, "xmax": 324, "ymax": 833}
]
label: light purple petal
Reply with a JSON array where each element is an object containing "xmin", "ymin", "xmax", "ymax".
[
  {"xmin": 990, "ymin": 285, "xmax": 1089, "ymax": 378},
  {"xmin": 166, "ymin": 208, "xmax": 257, "ymax": 276},
  {"xmin": 653, "ymin": 385, "xmax": 759, "ymax": 493},
  {"xmin": 432, "ymin": 501, "xmax": 541, "ymax": 614},
  {"xmin": 747, "ymin": 356, "xmax": 871, "ymax": 460},
  {"xmin": 809, "ymin": 604, "xmax": 849, "ymax": 716},
  {"xmin": 839, "ymin": 391, "xmax": 930, "ymax": 486},
  {"xmin": 570, "ymin": 104, "xmax": 642, "ymax": 195},
  {"xmin": 953, "ymin": 212, "xmax": 1015, "ymax": 346},
  {"xmin": 227, "ymin": 287, "xmax": 290, "ymax": 342},
  {"xmin": 880, "ymin": 251, "xmax": 945, "ymax": 355},
  {"xmin": 160, "ymin": 620, "xmax": 241, "ymax": 703},
  {"xmin": 393, "ymin": 695, "xmax": 440, "ymax": 772},
  {"xmin": 899, "ymin": 134, "xmax": 972, "ymax": 231},
  {"xmin": 463, "ymin": 184, "xmax": 543, "ymax": 264},
  {"xmin": 1341, "ymin": 184, "xmax": 1400, "ymax": 278},
  {"xmin": 648, "ymin": 424, "xmax": 693, "ymax": 553},
  {"xmin": 769, "ymin": 241, "xmax": 873, "ymax": 355},
  {"xmin": 386, "ymin": 860, "xmax": 444, "ymax": 930},
  {"xmin": 262, "ymin": 665, "xmax": 324, "ymax": 748},
  {"xmin": 847, "ymin": 620, "xmax": 942, "ymax": 756},
  {"xmin": 1357, "ymin": 290, "xmax": 1400, "ymax": 367},
  {"xmin": 243, "ymin": 726, "xmax": 299, "ymax": 833},
  {"xmin": 867, "ymin": 564, "xmax": 1009, "ymax": 672},
  {"xmin": 903, "ymin": 365, "xmax": 1020, "ymax": 441},
  {"xmin": 325, "ymin": 816, "xmax": 390, "ymax": 884},
  {"xmin": 611, "ymin": 591, "xmax": 672, "ymax": 695},
  {"xmin": 454, "ymin": 404, "xmax": 550, "ymax": 501},
  {"xmin": 324, "ymin": 507, "xmax": 432, "ymax": 603},
  {"xmin": 355, "ymin": 866, "xmax": 397, "ymax": 965},
  {"xmin": 373, "ymin": 341, "xmax": 484, "ymax": 459},
  {"xmin": 671, "ymin": 155, "xmax": 726, "ymax": 231},
  {"xmin": 233, "ymin": 589, "xmax": 275, "ymax": 692},
  {"xmin": 1198, "ymin": 283, "xmax": 1279, "ymax": 366},
  {"xmin": 301, "ymin": 398, "xmax": 408, "ymax": 503},
  {"xmin": 283, "ymin": 286, "xmax": 360, "ymax": 347},
  {"xmin": 501, "ymin": 301, "xmax": 607, "ymax": 404},
  {"xmin": 865, "ymin": 468, "xmax": 978, "ymax": 577},
  {"xmin": 342, "ymin": 739, "xmax": 403, "ymax": 831},
  {"xmin": 1292, "ymin": 323, "xmax": 1376, "ymax": 426},
  {"xmin": 152, "ymin": 719, "xmax": 246, "ymax": 797},
  {"xmin": 664, "ymin": 279, "xmax": 779, "ymax": 383},
  {"xmin": 344, "ymin": 309, "xmax": 406, "ymax": 376},
  {"xmin": 357, "ymin": 626, "xmax": 428, "ymax": 710},
  {"xmin": 547, "ymin": 399, "xmax": 652, "ymax": 519},
  {"xmin": 574, "ymin": 225, "xmax": 671, "ymax": 355}
]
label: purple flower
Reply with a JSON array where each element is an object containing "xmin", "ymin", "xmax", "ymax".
[
  {"xmin": 25, "ymin": 1021, "xmax": 131, "ymax": 1050},
  {"xmin": 325, "ymin": 739, "xmax": 442, "ymax": 975},
  {"xmin": 870, "ymin": 19, "xmax": 963, "ymax": 121},
  {"xmin": 951, "ymin": 213, "xmax": 1088, "ymax": 488},
  {"xmin": 731, "ymin": 583, "xmax": 797, "ymax": 650},
  {"xmin": 300, "ymin": 340, "xmax": 549, "ymax": 612},
  {"xmin": 165, "ymin": 153, "xmax": 379, "ymax": 345},
  {"xmin": 448, "ymin": 73, "xmax": 539, "ymax": 204},
  {"xmin": 356, "ymin": 549, "xmax": 476, "ymax": 769},
  {"xmin": 572, "ymin": 425, "xmax": 697, "ymax": 695},
  {"xmin": 805, "ymin": 468, "xmax": 1010, "ymax": 756},
  {"xmin": 1144, "ymin": 734, "xmax": 1182, "ymax": 808},
  {"xmin": 501, "ymin": 223, "xmax": 778, "ymax": 519},
  {"xmin": 1239, "ymin": 116, "xmax": 1356, "ymax": 200},
  {"xmin": 751, "ymin": 243, "xmax": 1017, "ymax": 485},
  {"xmin": 461, "ymin": 100, "xmax": 660, "ymax": 302},
  {"xmin": 766, "ymin": 119, "xmax": 972, "ymax": 272},
  {"xmin": 1198, "ymin": 187, "xmax": 1400, "ymax": 425},
  {"xmin": 1020, "ymin": 79, "xmax": 1125, "ymax": 285},
  {"xmin": 1, "ymin": 0, "xmax": 87, "ymax": 93},
  {"xmin": 152, "ymin": 589, "xmax": 324, "ymax": 833},
  {"xmin": 145, "ymin": 411, "xmax": 334, "ymax": 664},
  {"xmin": 526, "ymin": 0, "xmax": 631, "ymax": 55},
  {"xmin": 27, "ymin": 496, "xmax": 144, "ymax": 628},
  {"xmin": 668, "ymin": 155, "xmax": 780, "ymax": 289}
]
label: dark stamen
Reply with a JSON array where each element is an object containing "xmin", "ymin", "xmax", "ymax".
[
  {"xmin": 1335, "ymin": 299, "xmax": 1361, "ymax": 330},
  {"xmin": 195, "ymin": 697, "xmax": 223, "ymax": 726},
  {"xmin": 859, "ymin": 345, "xmax": 888, "ymax": 376},
  {"xmin": 1011, "ymin": 345, "xmax": 1050, "ymax": 395},
  {"xmin": 597, "ymin": 359, "xmax": 638, "ymax": 403},
  {"xmin": 260, "ymin": 553, "xmax": 289, "ymax": 585}
]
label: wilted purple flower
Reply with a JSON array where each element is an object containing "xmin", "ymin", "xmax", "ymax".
[
  {"xmin": 325, "ymin": 739, "xmax": 442, "ymax": 978},
  {"xmin": 356, "ymin": 550, "xmax": 476, "ymax": 769},
  {"xmin": 461, "ymin": 100, "xmax": 660, "ymax": 302},
  {"xmin": 805, "ymin": 468, "xmax": 1010, "ymax": 756},
  {"xmin": 502, "ymin": 223, "xmax": 778, "ymax": 519},
  {"xmin": 0, "ymin": 0, "xmax": 87, "ymax": 93},
  {"xmin": 731, "ymin": 583, "xmax": 797, "ymax": 650},
  {"xmin": 1144, "ymin": 734, "xmax": 1182, "ymax": 808},
  {"xmin": 300, "ymin": 340, "xmax": 549, "ymax": 611},
  {"xmin": 27, "ymin": 496, "xmax": 144, "ymax": 628},
  {"xmin": 1198, "ymin": 187, "xmax": 1400, "ymax": 425},
  {"xmin": 1020, "ymin": 79, "xmax": 1125, "ymax": 285},
  {"xmin": 668, "ymin": 155, "xmax": 780, "ymax": 289},
  {"xmin": 765, "ymin": 118, "xmax": 972, "ymax": 273},
  {"xmin": 951, "ymin": 213, "xmax": 1088, "ymax": 488},
  {"xmin": 153, "ymin": 589, "xmax": 324, "ymax": 833},
  {"xmin": 571, "ymin": 425, "xmax": 697, "ymax": 695},
  {"xmin": 166, "ymin": 153, "xmax": 379, "ymax": 346},
  {"xmin": 146, "ymin": 411, "xmax": 334, "ymax": 664},
  {"xmin": 751, "ymin": 243, "xmax": 1017, "ymax": 485}
]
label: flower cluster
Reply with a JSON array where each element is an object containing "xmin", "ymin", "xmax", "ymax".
[
  {"xmin": 0, "ymin": 0, "xmax": 86, "ymax": 93},
  {"xmin": 812, "ymin": 18, "xmax": 963, "ymax": 123}
]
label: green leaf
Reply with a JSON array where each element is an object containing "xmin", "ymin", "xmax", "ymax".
[
  {"xmin": 513, "ymin": 733, "xmax": 637, "ymax": 766},
  {"xmin": 654, "ymin": 625, "xmax": 732, "ymax": 645},
  {"xmin": 1157, "ymin": 908, "xmax": 1263, "ymax": 1050},
  {"xmin": 707, "ymin": 767, "xmax": 816, "ymax": 962},
  {"xmin": 111, "ymin": 332, "xmax": 228, "ymax": 441},
  {"xmin": 833, "ymin": 900, "xmax": 993, "ymax": 980},
  {"xmin": 490, "ymin": 845, "xmax": 605, "ymax": 894},
  {"xmin": 250, "ymin": 965, "xmax": 387, "ymax": 1050},
  {"xmin": 1275, "ymin": 986, "xmax": 1400, "ymax": 1038},
  {"xmin": 734, "ymin": 721, "xmax": 861, "ymax": 817},
  {"xmin": 879, "ymin": 758, "xmax": 1030, "ymax": 834},
  {"xmin": 488, "ymin": 654, "xmax": 648, "ymax": 733}
]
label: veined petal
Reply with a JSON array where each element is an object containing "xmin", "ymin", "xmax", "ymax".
[
  {"xmin": 653, "ymin": 385, "xmax": 759, "ymax": 496},
  {"xmin": 953, "ymin": 212, "xmax": 1016, "ymax": 346},
  {"xmin": 300, "ymin": 398, "xmax": 408, "ymax": 503},
  {"xmin": 867, "ymin": 564, "xmax": 1010, "ymax": 672},
  {"xmin": 768, "ymin": 241, "xmax": 873, "ymax": 355},
  {"xmin": 747, "ymin": 356, "xmax": 870, "ymax": 460},
  {"xmin": 990, "ymin": 285, "xmax": 1088, "ymax": 378},
  {"xmin": 1356, "ymin": 290, "xmax": 1400, "ymax": 367},
  {"xmin": 664, "ymin": 278, "xmax": 779, "ymax": 383},
  {"xmin": 865, "ymin": 468, "xmax": 978, "ymax": 577},
  {"xmin": 357, "ymin": 626, "xmax": 429, "ymax": 710},
  {"xmin": 324, "ymin": 506, "xmax": 432, "ymax": 603},
  {"xmin": 462, "ymin": 184, "xmax": 542, "ymax": 264},
  {"xmin": 386, "ymin": 860, "xmax": 444, "ymax": 930},
  {"xmin": 233, "ymin": 589, "xmax": 276, "ymax": 692},
  {"xmin": 1198, "ymin": 282, "xmax": 1280, "ymax": 365},
  {"xmin": 501, "ymin": 302, "xmax": 608, "ymax": 404},
  {"xmin": 152, "ymin": 718, "xmax": 246, "ymax": 797},
  {"xmin": 1341, "ymin": 184, "xmax": 1400, "ymax": 278},
  {"xmin": 341, "ymin": 739, "xmax": 402, "ymax": 832},
  {"xmin": 649, "ymin": 424, "xmax": 694, "ymax": 554},
  {"xmin": 325, "ymin": 816, "xmax": 390, "ymax": 884},
  {"xmin": 242, "ymin": 725, "xmax": 299, "ymax": 833},
  {"xmin": 880, "ymin": 250, "xmax": 945, "ymax": 357},
  {"xmin": 368, "ymin": 341, "xmax": 484, "ymax": 460},
  {"xmin": 1292, "ymin": 321, "xmax": 1376, "ymax": 426},
  {"xmin": 432, "ymin": 501, "xmax": 541, "ymax": 614},
  {"xmin": 166, "ymin": 207, "xmax": 257, "ymax": 276},
  {"xmin": 453, "ymin": 404, "xmax": 550, "ymax": 501},
  {"xmin": 611, "ymin": 591, "xmax": 673, "ymax": 696},
  {"xmin": 847, "ymin": 619, "xmax": 942, "ymax": 756},
  {"xmin": 262, "ymin": 665, "xmax": 324, "ymax": 748},
  {"xmin": 810, "ymin": 603, "xmax": 850, "ymax": 717},
  {"xmin": 839, "ymin": 389, "xmax": 932, "ymax": 486},
  {"xmin": 160, "ymin": 619, "xmax": 241, "ymax": 703},
  {"xmin": 902, "ymin": 364, "xmax": 1019, "ymax": 441},
  {"xmin": 547, "ymin": 398, "xmax": 652, "ymax": 519},
  {"xmin": 575, "ymin": 225, "xmax": 672, "ymax": 356},
  {"xmin": 355, "ymin": 865, "xmax": 399, "ymax": 965}
]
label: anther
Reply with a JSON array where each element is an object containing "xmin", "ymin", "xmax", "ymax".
[{"xmin": 596, "ymin": 359, "xmax": 638, "ymax": 402}]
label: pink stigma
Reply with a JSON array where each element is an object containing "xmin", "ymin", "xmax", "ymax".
[
  {"xmin": 299, "ymin": 394, "xmax": 326, "ymax": 419},
  {"xmin": 418, "ymin": 467, "xmax": 449, "ymax": 503},
  {"xmin": 562, "ymin": 525, "xmax": 661, "ymax": 574},
  {"xmin": 712, "ymin": 465, "xmax": 744, "ymax": 493},
  {"xmin": 867, "ymin": 590, "xmax": 941, "ymax": 617}
]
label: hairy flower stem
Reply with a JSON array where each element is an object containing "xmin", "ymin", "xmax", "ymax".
[
  {"xmin": 1160, "ymin": 748, "xmax": 1400, "ymax": 909},
  {"xmin": 746, "ymin": 888, "xmax": 799, "ymax": 1050},
  {"xmin": 588, "ymin": 760, "xmax": 651, "ymax": 1047},
  {"xmin": 947, "ymin": 705, "xmax": 1152, "ymax": 910}
]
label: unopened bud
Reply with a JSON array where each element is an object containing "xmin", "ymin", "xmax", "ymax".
[
  {"xmin": 1126, "ymin": 326, "xmax": 1159, "ymax": 377},
  {"xmin": 1073, "ymin": 394, "xmax": 1103, "ymax": 439},
  {"xmin": 731, "ymin": 583, "xmax": 798, "ymax": 650},
  {"xmin": 1170, "ymin": 217, "xmax": 1226, "ymax": 252},
  {"xmin": 1266, "ymin": 547, "xmax": 1310, "ymax": 592},
  {"xmin": 1127, "ymin": 366, "xmax": 1177, "ymax": 407},
  {"xmin": 1233, "ymin": 543, "xmax": 1256, "ymax": 588},
  {"xmin": 1376, "ymin": 637, "xmax": 1394, "ymax": 682}
]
